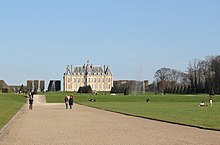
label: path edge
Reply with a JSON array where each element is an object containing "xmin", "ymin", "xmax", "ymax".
[
  {"xmin": 0, "ymin": 103, "xmax": 27, "ymax": 135},
  {"xmin": 77, "ymin": 102, "xmax": 220, "ymax": 132}
]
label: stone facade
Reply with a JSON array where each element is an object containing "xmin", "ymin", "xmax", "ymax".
[{"xmin": 63, "ymin": 63, "xmax": 113, "ymax": 92}]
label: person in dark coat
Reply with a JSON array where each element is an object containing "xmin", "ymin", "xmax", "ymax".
[
  {"xmin": 64, "ymin": 96, "xmax": 69, "ymax": 109},
  {"xmin": 69, "ymin": 96, "xmax": 74, "ymax": 109},
  {"xmin": 29, "ymin": 97, "xmax": 34, "ymax": 110}
]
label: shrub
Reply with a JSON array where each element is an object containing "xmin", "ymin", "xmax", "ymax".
[{"xmin": 77, "ymin": 85, "xmax": 93, "ymax": 93}]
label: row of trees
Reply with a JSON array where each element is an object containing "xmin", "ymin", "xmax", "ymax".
[
  {"xmin": 154, "ymin": 55, "xmax": 220, "ymax": 94},
  {"xmin": 187, "ymin": 56, "xmax": 219, "ymax": 94},
  {"xmin": 153, "ymin": 67, "xmax": 189, "ymax": 94},
  {"xmin": 27, "ymin": 80, "xmax": 45, "ymax": 93}
]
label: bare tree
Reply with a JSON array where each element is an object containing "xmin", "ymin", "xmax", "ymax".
[
  {"xmin": 154, "ymin": 67, "xmax": 171, "ymax": 93},
  {"xmin": 187, "ymin": 56, "xmax": 218, "ymax": 94},
  {"xmin": 211, "ymin": 55, "xmax": 220, "ymax": 93},
  {"xmin": 187, "ymin": 59, "xmax": 200, "ymax": 93},
  {"xmin": 155, "ymin": 67, "xmax": 189, "ymax": 94}
]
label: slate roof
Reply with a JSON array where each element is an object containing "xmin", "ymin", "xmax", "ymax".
[{"xmin": 65, "ymin": 64, "xmax": 112, "ymax": 76}]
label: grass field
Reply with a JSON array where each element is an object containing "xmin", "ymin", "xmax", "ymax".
[
  {"xmin": 0, "ymin": 93, "xmax": 26, "ymax": 130},
  {"xmin": 46, "ymin": 92, "xmax": 220, "ymax": 130},
  {"xmin": 1, "ymin": 92, "xmax": 219, "ymax": 131}
]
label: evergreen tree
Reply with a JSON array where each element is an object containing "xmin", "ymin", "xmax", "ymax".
[
  {"xmin": 77, "ymin": 85, "xmax": 92, "ymax": 93},
  {"xmin": 33, "ymin": 80, "xmax": 39, "ymax": 93},
  {"xmin": 27, "ymin": 80, "xmax": 33, "ymax": 92},
  {"xmin": 40, "ymin": 80, "xmax": 45, "ymax": 92}
]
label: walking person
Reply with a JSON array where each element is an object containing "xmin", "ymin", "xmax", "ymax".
[
  {"xmin": 69, "ymin": 95, "xmax": 74, "ymax": 109},
  {"xmin": 64, "ymin": 96, "xmax": 69, "ymax": 109},
  {"xmin": 29, "ymin": 97, "xmax": 34, "ymax": 110}
]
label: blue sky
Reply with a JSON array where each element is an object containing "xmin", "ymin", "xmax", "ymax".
[{"xmin": 0, "ymin": 0, "xmax": 220, "ymax": 86}]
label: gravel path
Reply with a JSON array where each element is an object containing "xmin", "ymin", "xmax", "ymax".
[{"xmin": 0, "ymin": 95, "xmax": 220, "ymax": 145}]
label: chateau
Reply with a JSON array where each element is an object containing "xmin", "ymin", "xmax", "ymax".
[{"xmin": 63, "ymin": 62, "xmax": 113, "ymax": 92}]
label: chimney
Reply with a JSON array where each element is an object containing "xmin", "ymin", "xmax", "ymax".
[{"xmin": 66, "ymin": 65, "xmax": 69, "ymax": 74}]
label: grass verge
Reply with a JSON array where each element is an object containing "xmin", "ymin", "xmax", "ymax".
[{"xmin": 0, "ymin": 93, "xmax": 26, "ymax": 130}]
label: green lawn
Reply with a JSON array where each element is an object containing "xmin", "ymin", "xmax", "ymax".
[
  {"xmin": 0, "ymin": 93, "xmax": 26, "ymax": 129},
  {"xmin": 46, "ymin": 92, "xmax": 220, "ymax": 130},
  {"xmin": 2, "ymin": 92, "xmax": 219, "ymax": 131}
]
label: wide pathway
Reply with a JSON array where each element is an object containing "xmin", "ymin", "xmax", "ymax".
[{"xmin": 0, "ymin": 95, "xmax": 220, "ymax": 145}]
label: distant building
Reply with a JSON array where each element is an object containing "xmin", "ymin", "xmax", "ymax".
[
  {"xmin": 0, "ymin": 80, "xmax": 11, "ymax": 93},
  {"xmin": 0, "ymin": 80, "xmax": 20, "ymax": 93},
  {"xmin": 63, "ymin": 62, "xmax": 113, "ymax": 92},
  {"xmin": 47, "ymin": 80, "xmax": 61, "ymax": 92}
]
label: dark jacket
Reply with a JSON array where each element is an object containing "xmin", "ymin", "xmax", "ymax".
[
  {"xmin": 69, "ymin": 97, "xmax": 73, "ymax": 105},
  {"xmin": 65, "ymin": 97, "xmax": 68, "ymax": 102},
  {"xmin": 29, "ymin": 98, "xmax": 33, "ymax": 104}
]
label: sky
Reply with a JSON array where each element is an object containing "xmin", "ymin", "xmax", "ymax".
[{"xmin": 0, "ymin": 0, "xmax": 220, "ymax": 87}]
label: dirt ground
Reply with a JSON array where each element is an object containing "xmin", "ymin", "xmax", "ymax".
[{"xmin": 0, "ymin": 95, "xmax": 220, "ymax": 145}]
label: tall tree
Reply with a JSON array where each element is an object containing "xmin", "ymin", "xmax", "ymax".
[
  {"xmin": 33, "ymin": 80, "xmax": 39, "ymax": 93},
  {"xmin": 187, "ymin": 59, "xmax": 200, "ymax": 93},
  {"xmin": 154, "ymin": 67, "xmax": 171, "ymax": 93},
  {"xmin": 27, "ymin": 80, "xmax": 33, "ymax": 92},
  {"xmin": 40, "ymin": 80, "xmax": 45, "ymax": 92},
  {"xmin": 211, "ymin": 55, "xmax": 220, "ymax": 93},
  {"xmin": 154, "ymin": 67, "xmax": 188, "ymax": 94},
  {"xmin": 187, "ymin": 56, "xmax": 218, "ymax": 94}
]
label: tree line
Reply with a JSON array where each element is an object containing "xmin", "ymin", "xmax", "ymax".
[{"xmin": 154, "ymin": 55, "xmax": 220, "ymax": 94}]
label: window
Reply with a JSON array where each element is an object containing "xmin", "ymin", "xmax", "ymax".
[
  {"xmin": 94, "ymin": 78, "xmax": 96, "ymax": 82},
  {"xmin": 98, "ymin": 78, "xmax": 100, "ymax": 82},
  {"xmin": 109, "ymin": 84, "xmax": 111, "ymax": 89},
  {"xmin": 108, "ymin": 78, "xmax": 111, "ymax": 82},
  {"xmin": 74, "ymin": 78, "xmax": 76, "ymax": 82},
  {"xmin": 103, "ymin": 84, "xmax": 105, "ymax": 90},
  {"xmin": 78, "ymin": 78, "xmax": 80, "ymax": 82},
  {"xmin": 88, "ymin": 78, "xmax": 90, "ymax": 82}
]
